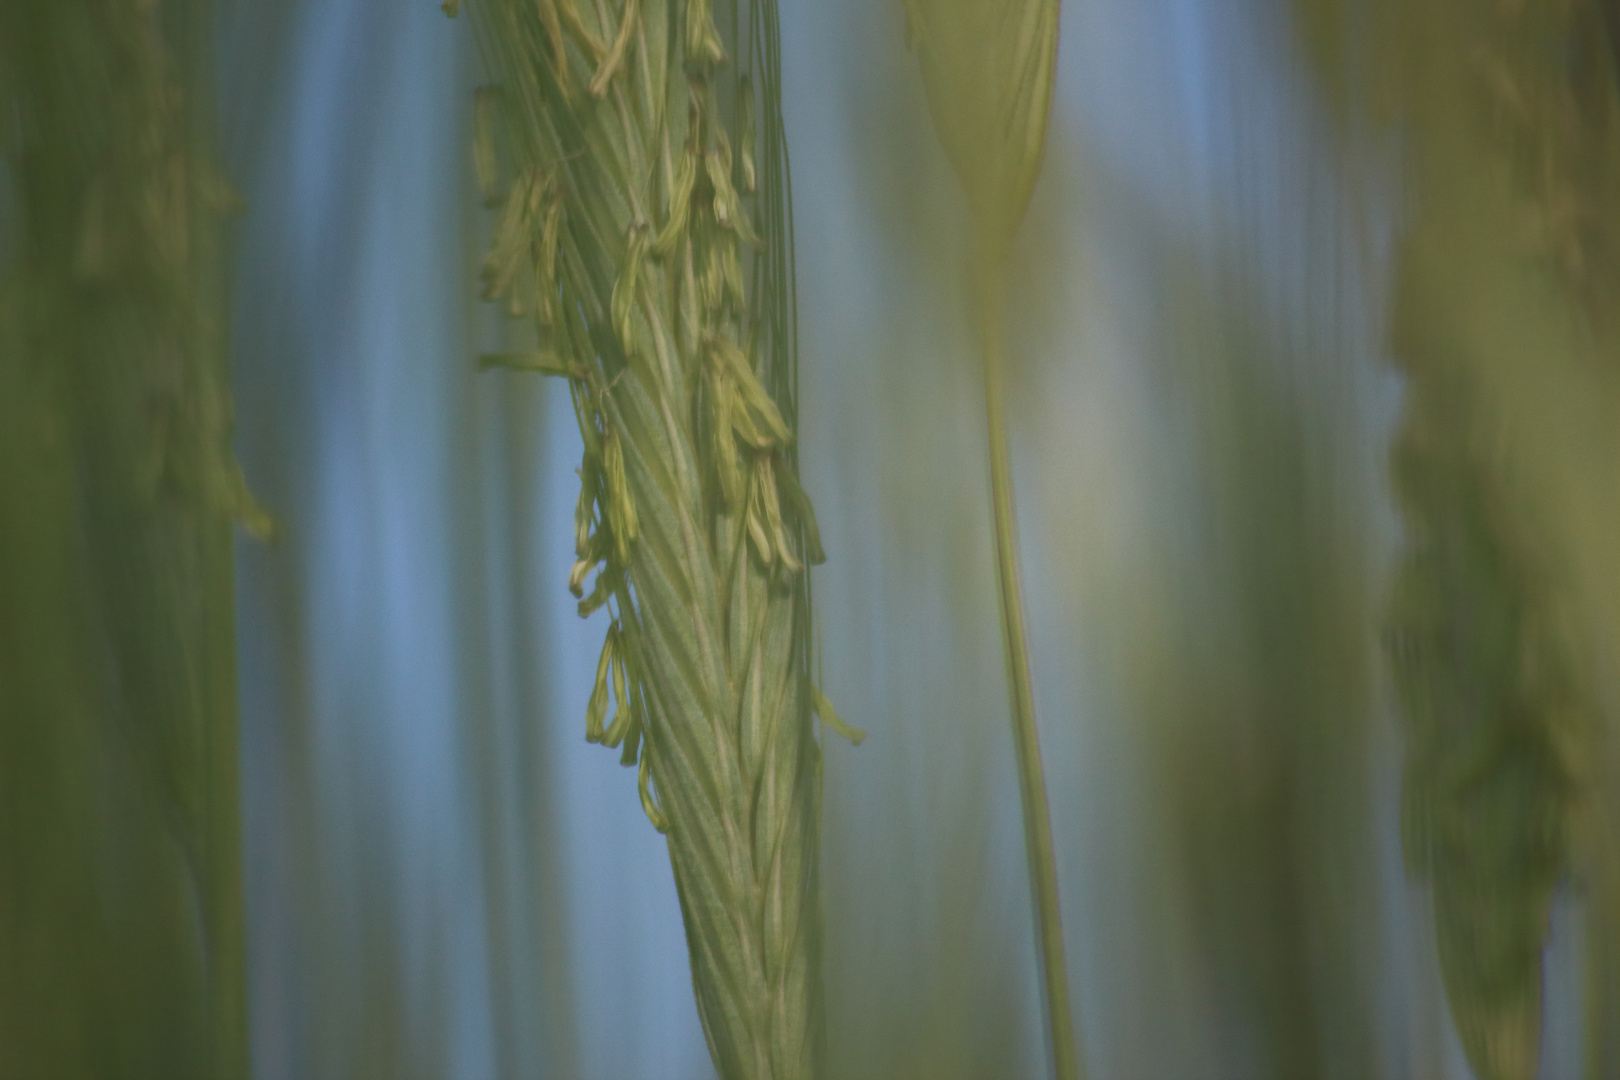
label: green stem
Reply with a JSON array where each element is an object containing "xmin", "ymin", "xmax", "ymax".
[{"xmin": 975, "ymin": 263, "xmax": 1084, "ymax": 1080}]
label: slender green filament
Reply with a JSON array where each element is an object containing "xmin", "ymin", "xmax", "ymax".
[{"xmin": 976, "ymin": 265, "xmax": 1083, "ymax": 1080}]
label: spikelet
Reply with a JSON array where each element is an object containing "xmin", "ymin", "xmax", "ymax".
[{"xmin": 456, "ymin": 1, "xmax": 847, "ymax": 1078}]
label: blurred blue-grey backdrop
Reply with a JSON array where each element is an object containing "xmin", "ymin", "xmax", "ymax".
[{"xmin": 213, "ymin": 1, "xmax": 1595, "ymax": 1077}]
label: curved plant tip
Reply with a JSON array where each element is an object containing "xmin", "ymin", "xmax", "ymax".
[{"xmin": 905, "ymin": 0, "xmax": 1060, "ymax": 263}]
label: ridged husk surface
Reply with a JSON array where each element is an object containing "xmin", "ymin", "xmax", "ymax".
[{"xmin": 457, "ymin": 1, "xmax": 828, "ymax": 1078}]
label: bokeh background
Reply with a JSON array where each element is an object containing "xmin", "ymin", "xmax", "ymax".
[{"xmin": 5, "ymin": 0, "xmax": 1606, "ymax": 1077}]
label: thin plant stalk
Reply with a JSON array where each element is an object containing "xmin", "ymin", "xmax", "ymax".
[
  {"xmin": 905, "ymin": 0, "xmax": 1081, "ymax": 1074},
  {"xmin": 976, "ymin": 266, "xmax": 1082, "ymax": 1080}
]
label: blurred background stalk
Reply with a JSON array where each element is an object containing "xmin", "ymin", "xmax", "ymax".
[
  {"xmin": 1298, "ymin": 1, "xmax": 1620, "ymax": 1075},
  {"xmin": 0, "ymin": 2, "xmax": 251, "ymax": 1078}
]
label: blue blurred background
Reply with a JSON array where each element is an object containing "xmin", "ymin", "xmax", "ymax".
[{"xmin": 207, "ymin": 1, "xmax": 1597, "ymax": 1077}]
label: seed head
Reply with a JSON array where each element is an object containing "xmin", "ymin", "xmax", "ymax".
[{"xmin": 907, "ymin": 0, "xmax": 1060, "ymax": 261}]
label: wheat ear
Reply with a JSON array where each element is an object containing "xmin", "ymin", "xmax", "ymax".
[{"xmin": 450, "ymin": 1, "xmax": 844, "ymax": 1078}]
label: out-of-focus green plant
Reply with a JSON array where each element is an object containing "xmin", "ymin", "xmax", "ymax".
[
  {"xmin": 903, "ymin": 0, "xmax": 1058, "ymax": 266},
  {"xmin": 1298, "ymin": 1, "xmax": 1620, "ymax": 1076},
  {"xmin": 1385, "ymin": 363, "xmax": 1591, "ymax": 1080},
  {"xmin": 448, "ymin": 1, "xmax": 846, "ymax": 1077},
  {"xmin": 901, "ymin": 2, "xmax": 1082, "ymax": 1079},
  {"xmin": 0, "ymin": 1, "xmax": 261, "ymax": 1077}
]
